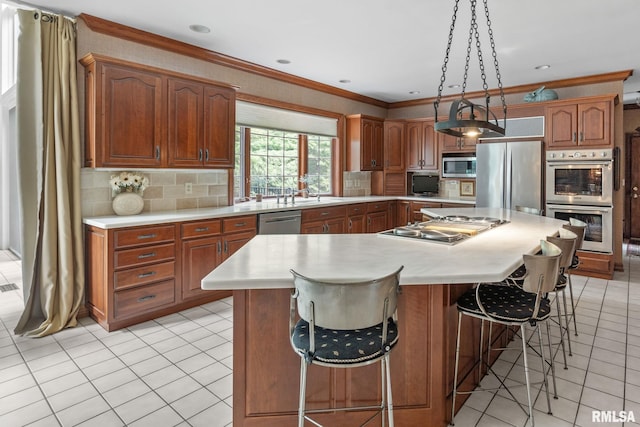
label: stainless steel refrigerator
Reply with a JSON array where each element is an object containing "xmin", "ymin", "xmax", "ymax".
[{"xmin": 475, "ymin": 140, "xmax": 543, "ymax": 211}]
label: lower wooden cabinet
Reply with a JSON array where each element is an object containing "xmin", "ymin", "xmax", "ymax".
[
  {"xmin": 572, "ymin": 250, "xmax": 614, "ymax": 279},
  {"xmin": 85, "ymin": 215, "xmax": 256, "ymax": 331},
  {"xmin": 301, "ymin": 206, "xmax": 347, "ymax": 234}
]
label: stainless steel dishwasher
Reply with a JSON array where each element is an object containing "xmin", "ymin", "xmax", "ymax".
[{"xmin": 258, "ymin": 210, "xmax": 302, "ymax": 234}]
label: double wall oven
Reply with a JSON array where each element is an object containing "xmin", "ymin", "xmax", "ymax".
[{"xmin": 545, "ymin": 148, "xmax": 613, "ymax": 253}]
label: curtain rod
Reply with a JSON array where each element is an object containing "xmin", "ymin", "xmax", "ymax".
[{"xmin": 2, "ymin": 0, "xmax": 74, "ymax": 19}]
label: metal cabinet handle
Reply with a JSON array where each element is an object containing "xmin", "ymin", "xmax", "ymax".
[
  {"xmin": 199, "ymin": 149, "xmax": 203, "ymax": 161},
  {"xmin": 217, "ymin": 241, "xmax": 222, "ymax": 253},
  {"xmin": 155, "ymin": 146, "xmax": 160, "ymax": 160},
  {"xmin": 234, "ymin": 222, "xmax": 246, "ymax": 227},
  {"xmin": 348, "ymin": 219, "xmax": 352, "ymax": 229},
  {"xmin": 137, "ymin": 252, "xmax": 156, "ymax": 259},
  {"xmin": 572, "ymin": 132, "xmax": 577, "ymax": 142},
  {"xmin": 320, "ymin": 212, "xmax": 329, "ymax": 216},
  {"xmin": 205, "ymin": 149, "xmax": 209, "ymax": 161},
  {"xmin": 137, "ymin": 294, "xmax": 156, "ymax": 302},
  {"xmin": 195, "ymin": 227, "xmax": 209, "ymax": 232},
  {"xmin": 137, "ymin": 233, "xmax": 157, "ymax": 240},
  {"xmin": 138, "ymin": 271, "xmax": 156, "ymax": 278},
  {"xmin": 224, "ymin": 241, "xmax": 228, "ymax": 253},
  {"xmin": 580, "ymin": 132, "xmax": 584, "ymax": 142}
]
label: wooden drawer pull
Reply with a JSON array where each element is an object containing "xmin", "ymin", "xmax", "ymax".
[
  {"xmin": 137, "ymin": 233, "xmax": 157, "ymax": 240},
  {"xmin": 137, "ymin": 252, "xmax": 156, "ymax": 259},
  {"xmin": 137, "ymin": 294, "xmax": 156, "ymax": 302},
  {"xmin": 138, "ymin": 271, "xmax": 156, "ymax": 278},
  {"xmin": 195, "ymin": 227, "xmax": 209, "ymax": 232}
]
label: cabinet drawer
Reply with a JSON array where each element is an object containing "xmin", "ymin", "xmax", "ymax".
[
  {"xmin": 114, "ymin": 243, "xmax": 175, "ymax": 270},
  {"xmin": 346, "ymin": 204, "xmax": 366, "ymax": 216},
  {"xmin": 114, "ymin": 261, "xmax": 175, "ymax": 290},
  {"xmin": 367, "ymin": 201, "xmax": 389, "ymax": 213},
  {"xmin": 302, "ymin": 206, "xmax": 347, "ymax": 222},
  {"xmin": 113, "ymin": 225, "xmax": 175, "ymax": 249},
  {"xmin": 114, "ymin": 279, "xmax": 176, "ymax": 320},
  {"xmin": 182, "ymin": 219, "xmax": 222, "ymax": 239},
  {"xmin": 222, "ymin": 215, "xmax": 257, "ymax": 233}
]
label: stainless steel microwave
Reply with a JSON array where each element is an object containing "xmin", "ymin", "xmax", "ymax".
[{"xmin": 442, "ymin": 156, "xmax": 477, "ymax": 178}]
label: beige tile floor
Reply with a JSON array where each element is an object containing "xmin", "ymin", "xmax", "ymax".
[{"xmin": 1, "ymin": 247, "xmax": 640, "ymax": 426}]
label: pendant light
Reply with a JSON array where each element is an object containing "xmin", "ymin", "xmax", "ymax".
[{"xmin": 434, "ymin": 0, "xmax": 507, "ymax": 138}]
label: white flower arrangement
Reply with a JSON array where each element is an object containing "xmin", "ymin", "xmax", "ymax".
[{"xmin": 110, "ymin": 172, "xmax": 149, "ymax": 196}]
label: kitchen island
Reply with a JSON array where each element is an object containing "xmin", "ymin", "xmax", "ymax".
[{"xmin": 201, "ymin": 208, "xmax": 565, "ymax": 426}]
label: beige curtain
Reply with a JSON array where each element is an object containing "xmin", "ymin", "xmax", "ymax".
[{"xmin": 14, "ymin": 9, "xmax": 84, "ymax": 337}]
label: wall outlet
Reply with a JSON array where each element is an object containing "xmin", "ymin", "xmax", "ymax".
[{"xmin": 185, "ymin": 182, "xmax": 193, "ymax": 194}]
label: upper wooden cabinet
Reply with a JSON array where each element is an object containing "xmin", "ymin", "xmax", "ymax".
[
  {"xmin": 347, "ymin": 114, "xmax": 384, "ymax": 171},
  {"xmin": 545, "ymin": 95, "xmax": 615, "ymax": 149},
  {"xmin": 383, "ymin": 120, "xmax": 405, "ymax": 171},
  {"xmin": 439, "ymin": 133, "xmax": 477, "ymax": 153},
  {"xmin": 406, "ymin": 119, "xmax": 439, "ymax": 170},
  {"xmin": 167, "ymin": 78, "xmax": 236, "ymax": 168},
  {"xmin": 81, "ymin": 53, "xmax": 236, "ymax": 169}
]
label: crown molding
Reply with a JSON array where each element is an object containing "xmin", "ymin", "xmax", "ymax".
[
  {"xmin": 390, "ymin": 70, "xmax": 632, "ymax": 109},
  {"xmin": 79, "ymin": 13, "xmax": 390, "ymax": 109}
]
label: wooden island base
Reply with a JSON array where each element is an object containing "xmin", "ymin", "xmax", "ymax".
[{"xmin": 232, "ymin": 284, "xmax": 513, "ymax": 427}]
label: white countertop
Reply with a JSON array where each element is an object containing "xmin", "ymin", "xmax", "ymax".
[
  {"xmin": 201, "ymin": 208, "xmax": 565, "ymax": 290},
  {"xmin": 83, "ymin": 195, "xmax": 476, "ymax": 229}
]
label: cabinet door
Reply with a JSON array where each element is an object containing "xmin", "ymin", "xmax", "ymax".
[
  {"xmin": 372, "ymin": 120, "xmax": 384, "ymax": 170},
  {"xmin": 546, "ymin": 104, "xmax": 578, "ymax": 148},
  {"xmin": 101, "ymin": 64, "xmax": 164, "ymax": 167},
  {"xmin": 384, "ymin": 121, "xmax": 405, "ymax": 171},
  {"xmin": 301, "ymin": 221, "xmax": 325, "ymax": 234},
  {"xmin": 578, "ymin": 101, "xmax": 610, "ymax": 146},
  {"xmin": 406, "ymin": 121, "xmax": 423, "ymax": 170},
  {"xmin": 439, "ymin": 133, "xmax": 462, "ymax": 152},
  {"xmin": 203, "ymin": 85, "xmax": 236, "ymax": 168},
  {"xmin": 167, "ymin": 78, "xmax": 204, "ymax": 167},
  {"xmin": 458, "ymin": 137, "xmax": 477, "ymax": 153},
  {"xmin": 347, "ymin": 215, "xmax": 366, "ymax": 233},
  {"xmin": 421, "ymin": 121, "xmax": 439, "ymax": 168},
  {"xmin": 182, "ymin": 236, "xmax": 221, "ymax": 301},
  {"xmin": 367, "ymin": 211, "xmax": 388, "ymax": 233},
  {"xmin": 397, "ymin": 201, "xmax": 412, "ymax": 226},
  {"xmin": 325, "ymin": 218, "xmax": 346, "ymax": 234},
  {"xmin": 222, "ymin": 230, "xmax": 256, "ymax": 261}
]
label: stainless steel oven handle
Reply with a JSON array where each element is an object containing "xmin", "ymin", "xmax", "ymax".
[
  {"xmin": 546, "ymin": 204, "xmax": 611, "ymax": 214},
  {"xmin": 546, "ymin": 161, "xmax": 612, "ymax": 167}
]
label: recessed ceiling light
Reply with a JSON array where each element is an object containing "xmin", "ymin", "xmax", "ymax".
[
  {"xmin": 277, "ymin": 59, "xmax": 291, "ymax": 64},
  {"xmin": 535, "ymin": 64, "xmax": 551, "ymax": 70},
  {"xmin": 339, "ymin": 79, "xmax": 351, "ymax": 84},
  {"xmin": 409, "ymin": 91, "xmax": 421, "ymax": 95},
  {"xmin": 189, "ymin": 24, "xmax": 210, "ymax": 34},
  {"xmin": 448, "ymin": 84, "xmax": 461, "ymax": 89}
]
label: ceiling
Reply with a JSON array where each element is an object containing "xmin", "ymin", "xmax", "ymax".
[{"xmin": 14, "ymin": 0, "xmax": 640, "ymax": 104}]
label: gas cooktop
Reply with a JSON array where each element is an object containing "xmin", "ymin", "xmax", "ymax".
[{"xmin": 379, "ymin": 215, "xmax": 509, "ymax": 245}]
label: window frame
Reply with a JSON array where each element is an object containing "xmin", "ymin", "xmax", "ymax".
[{"xmin": 236, "ymin": 125, "xmax": 336, "ymax": 199}]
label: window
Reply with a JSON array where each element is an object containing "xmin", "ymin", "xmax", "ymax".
[
  {"xmin": 234, "ymin": 125, "xmax": 334, "ymax": 198},
  {"xmin": 1, "ymin": 3, "xmax": 17, "ymax": 93}
]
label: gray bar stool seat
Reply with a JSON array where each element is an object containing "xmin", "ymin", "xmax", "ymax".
[{"xmin": 289, "ymin": 266, "xmax": 404, "ymax": 427}]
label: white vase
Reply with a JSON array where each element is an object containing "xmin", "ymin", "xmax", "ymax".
[{"xmin": 112, "ymin": 192, "xmax": 144, "ymax": 215}]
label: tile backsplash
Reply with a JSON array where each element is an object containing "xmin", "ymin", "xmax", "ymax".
[
  {"xmin": 81, "ymin": 169, "xmax": 229, "ymax": 217},
  {"xmin": 342, "ymin": 171, "xmax": 371, "ymax": 197}
]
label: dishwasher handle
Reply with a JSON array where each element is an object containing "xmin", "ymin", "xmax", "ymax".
[{"xmin": 263, "ymin": 216, "xmax": 300, "ymax": 223}]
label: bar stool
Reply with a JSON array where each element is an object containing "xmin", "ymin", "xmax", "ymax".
[
  {"xmin": 563, "ymin": 219, "xmax": 587, "ymax": 336},
  {"xmin": 289, "ymin": 266, "xmax": 403, "ymax": 427},
  {"xmin": 546, "ymin": 229, "xmax": 577, "ymax": 370},
  {"xmin": 451, "ymin": 241, "xmax": 562, "ymax": 427}
]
